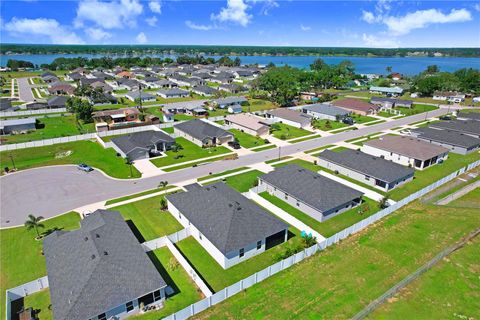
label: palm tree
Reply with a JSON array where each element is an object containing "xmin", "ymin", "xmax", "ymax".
[
  {"xmin": 158, "ymin": 180, "xmax": 169, "ymax": 190},
  {"xmin": 24, "ymin": 214, "xmax": 45, "ymax": 238}
]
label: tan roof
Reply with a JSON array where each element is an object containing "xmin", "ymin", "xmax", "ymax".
[
  {"xmin": 364, "ymin": 135, "xmax": 449, "ymax": 161},
  {"xmin": 332, "ymin": 98, "xmax": 379, "ymax": 113},
  {"xmin": 92, "ymin": 107, "xmax": 139, "ymax": 117},
  {"xmin": 268, "ymin": 108, "xmax": 311, "ymax": 125},
  {"xmin": 225, "ymin": 113, "xmax": 268, "ymax": 131}
]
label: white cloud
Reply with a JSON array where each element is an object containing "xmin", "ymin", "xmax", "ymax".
[
  {"xmin": 185, "ymin": 20, "xmax": 215, "ymax": 31},
  {"xmin": 136, "ymin": 32, "xmax": 147, "ymax": 44},
  {"xmin": 211, "ymin": 0, "xmax": 252, "ymax": 27},
  {"xmin": 250, "ymin": 0, "xmax": 279, "ymax": 15},
  {"xmin": 85, "ymin": 27, "xmax": 112, "ymax": 41},
  {"xmin": 146, "ymin": 16, "xmax": 158, "ymax": 27},
  {"xmin": 361, "ymin": 10, "xmax": 376, "ymax": 24},
  {"xmin": 300, "ymin": 24, "xmax": 311, "ymax": 31},
  {"xmin": 75, "ymin": 0, "xmax": 143, "ymax": 29},
  {"xmin": 149, "ymin": 0, "xmax": 161, "ymax": 14},
  {"xmin": 475, "ymin": 4, "xmax": 480, "ymax": 12},
  {"xmin": 362, "ymin": 33, "xmax": 399, "ymax": 48},
  {"xmin": 5, "ymin": 17, "xmax": 84, "ymax": 44}
]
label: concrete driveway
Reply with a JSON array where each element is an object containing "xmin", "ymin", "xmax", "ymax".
[
  {"xmin": 0, "ymin": 108, "xmax": 448, "ymax": 228},
  {"xmin": 17, "ymin": 77, "xmax": 36, "ymax": 102}
]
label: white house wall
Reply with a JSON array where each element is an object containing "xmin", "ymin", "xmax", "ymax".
[
  {"xmin": 305, "ymin": 110, "xmax": 337, "ymax": 121},
  {"xmin": 174, "ymin": 128, "xmax": 205, "ymax": 147}
]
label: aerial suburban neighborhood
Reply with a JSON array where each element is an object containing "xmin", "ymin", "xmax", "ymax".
[{"xmin": 1, "ymin": 1, "xmax": 480, "ymax": 320}]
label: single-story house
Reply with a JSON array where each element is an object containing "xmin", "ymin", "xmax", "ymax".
[
  {"xmin": 218, "ymin": 84, "xmax": 245, "ymax": 93},
  {"xmin": 115, "ymin": 79, "xmax": 140, "ymax": 91},
  {"xmin": 409, "ymin": 127, "xmax": 480, "ymax": 155},
  {"xmin": 80, "ymin": 78, "xmax": 102, "ymax": 87},
  {"xmin": 48, "ymin": 84, "xmax": 75, "ymax": 96},
  {"xmin": 213, "ymin": 96, "xmax": 248, "ymax": 109},
  {"xmin": 317, "ymin": 149, "xmax": 415, "ymax": 191},
  {"xmin": 257, "ymin": 164, "xmax": 364, "ymax": 222},
  {"xmin": 192, "ymin": 85, "xmax": 218, "ymax": 97},
  {"xmin": 429, "ymin": 120, "xmax": 480, "ymax": 138},
  {"xmin": 151, "ymin": 79, "xmax": 178, "ymax": 89},
  {"xmin": 92, "ymin": 108, "xmax": 142, "ymax": 131},
  {"xmin": 225, "ymin": 113, "xmax": 269, "ymax": 136},
  {"xmin": 90, "ymin": 81, "xmax": 113, "ymax": 93},
  {"xmin": 41, "ymin": 74, "xmax": 59, "ymax": 83},
  {"xmin": 43, "ymin": 210, "xmax": 167, "ymax": 320},
  {"xmin": 361, "ymin": 135, "xmax": 449, "ymax": 170},
  {"xmin": 65, "ymin": 72, "xmax": 82, "ymax": 81},
  {"xmin": 161, "ymin": 100, "xmax": 207, "ymax": 115},
  {"xmin": 116, "ymin": 70, "xmax": 134, "ymax": 79},
  {"xmin": 174, "ymin": 119, "xmax": 234, "ymax": 147},
  {"xmin": 369, "ymin": 86, "xmax": 404, "ymax": 97},
  {"xmin": 456, "ymin": 112, "xmax": 480, "ymax": 122},
  {"xmin": 111, "ymin": 130, "xmax": 175, "ymax": 161},
  {"xmin": 370, "ymin": 97, "xmax": 413, "ymax": 109},
  {"xmin": 332, "ymin": 98, "xmax": 380, "ymax": 116},
  {"xmin": 25, "ymin": 101, "xmax": 48, "ymax": 110},
  {"xmin": 166, "ymin": 182, "xmax": 289, "ymax": 269},
  {"xmin": 169, "ymin": 75, "xmax": 204, "ymax": 87},
  {"xmin": 432, "ymin": 91, "xmax": 465, "ymax": 103},
  {"xmin": 301, "ymin": 103, "xmax": 350, "ymax": 121},
  {"xmin": 157, "ymin": 88, "xmax": 189, "ymax": 99},
  {"xmin": 266, "ymin": 108, "xmax": 312, "ymax": 128},
  {"xmin": 0, "ymin": 98, "xmax": 13, "ymax": 111},
  {"xmin": 0, "ymin": 117, "xmax": 36, "ymax": 135},
  {"xmin": 89, "ymin": 93, "xmax": 118, "ymax": 106},
  {"xmin": 125, "ymin": 91, "xmax": 156, "ymax": 102},
  {"xmin": 47, "ymin": 96, "xmax": 68, "ymax": 108},
  {"xmin": 227, "ymin": 104, "xmax": 243, "ymax": 114}
]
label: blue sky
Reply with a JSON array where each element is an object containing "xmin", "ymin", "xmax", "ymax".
[{"xmin": 1, "ymin": 0, "xmax": 479, "ymax": 47}]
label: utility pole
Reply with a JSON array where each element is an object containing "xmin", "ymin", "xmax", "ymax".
[{"xmin": 278, "ymin": 146, "xmax": 281, "ymax": 160}]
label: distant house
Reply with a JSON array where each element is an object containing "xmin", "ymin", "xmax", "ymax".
[
  {"xmin": 192, "ymin": 85, "xmax": 218, "ymax": 97},
  {"xmin": 115, "ymin": 79, "xmax": 140, "ymax": 91},
  {"xmin": 301, "ymin": 103, "xmax": 350, "ymax": 121},
  {"xmin": 361, "ymin": 135, "xmax": 449, "ymax": 170},
  {"xmin": 174, "ymin": 119, "xmax": 234, "ymax": 147},
  {"xmin": 332, "ymin": 98, "xmax": 380, "ymax": 116},
  {"xmin": 0, "ymin": 117, "xmax": 36, "ymax": 135},
  {"xmin": 125, "ymin": 91, "xmax": 156, "ymax": 102},
  {"xmin": 47, "ymin": 96, "xmax": 68, "ymax": 109},
  {"xmin": 227, "ymin": 104, "xmax": 243, "ymax": 114},
  {"xmin": 116, "ymin": 70, "xmax": 134, "ymax": 79},
  {"xmin": 43, "ymin": 210, "xmax": 167, "ymax": 320},
  {"xmin": 429, "ymin": 120, "xmax": 480, "ymax": 138},
  {"xmin": 48, "ymin": 84, "xmax": 75, "ymax": 96},
  {"xmin": 225, "ymin": 113, "xmax": 269, "ymax": 136},
  {"xmin": 456, "ymin": 112, "xmax": 480, "ymax": 122},
  {"xmin": 389, "ymin": 73, "xmax": 402, "ymax": 81},
  {"xmin": 370, "ymin": 97, "xmax": 413, "ymax": 109},
  {"xmin": 409, "ymin": 127, "xmax": 480, "ymax": 155},
  {"xmin": 166, "ymin": 182, "xmax": 289, "ymax": 269},
  {"xmin": 111, "ymin": 130, "xmax": 175, "ymax": 161},
  {"xmin": 156, "ymin": 88, "xmax": 189, "ymax": 99},
  {"xmin": 369, "ymin": 86, "xmax": 404, "ymax": 97},
  {"xmin": 41, "ymin": 74, "xmax": 59, "ymax": 84},
  {"xmin": 25, "ymin": 101, "xmax": 48, "ymax": 110},
  {"xmin": 0, "ymin": 98, "xmax": 13, "ymax": 111},
  {"xmin": 90, "ymin": 81, "xmax": 113, "ymax": 93},
  {"xmin": 257, "ymin": 164, "xmax": 364, "ymax": 222},
  {"xmin": 266, "ymin": 108, "xmax": 312, "ymax": 128},
  {"xmin": 299, "ymin": 92, "xmax": 319, "ymax": 101},
  {"xmin": 218, "ymin": 84, "xmax": 245, "ymax": 93},
  {"xmin": 65, "ymin": 72, "xmax": 82, "ymax": 81},
  {"xmin": 89, "ymin": 92, "xmax": 118, "ymax": 106},
  {"xmin": 150, "ymin": 79, "xmax": 177, "ymax": 89},
  {"xmin": 92, "ymin": 108, "xmax": 142, "ymax": 131},
  {"xmin": 169, "ymin": 75, "xmax": 204, "ymax": 87},
  {"xmin": 317, "ymin": 149, "xmax": 415, "ymax": 191},
  {"xmin": 432, "ymin": 91, "xmax": 465, "ymax": 103},
  {"xmin": 213, "ymin": 96, "xmax": 248, "ymax": 109}
]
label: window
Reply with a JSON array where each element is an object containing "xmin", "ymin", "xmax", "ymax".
[
  {"xmin": 239, "ymin": 248, "xmax": 245, "ymax": 257},
  {"xmin": 98, "ymin": 313, "xmax": 106, "ymax": 320},
  {"xmin": 257, "ymin": 241, "xmax": 262, "ymax": 250},
  {"xmin": 153, "ymin": 290, "xmax": 161, "ymax": 301},
  {"xmin": 126, "ymin": 301, "xmax": 134, "ymax": 312}
]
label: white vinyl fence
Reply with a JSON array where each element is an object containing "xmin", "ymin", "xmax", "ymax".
[
  {"xmin": 5, "ymin": 276, "xmax": 49, "ymax": 320},
  {"xmin": 161, "ymin": 160, "xmax": 480, "ymax": 320},
  {"xmin": 0, "ymin": 108, "xmax": 67, "ymax": 117}
]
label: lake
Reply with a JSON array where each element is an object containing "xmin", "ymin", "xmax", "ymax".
[{"xmin": 1, "ymin": 53, "xmax": 479, "ymax": 75}]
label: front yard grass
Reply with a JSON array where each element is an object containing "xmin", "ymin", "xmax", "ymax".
[
  {"xmin": 161, "ymin": 126, "xmax": 174, "ymax": 134},
  {"xmin": 389, "ymin": 152, "xmax": 480, "ymax": 201},
  {"xmin": 105, "ymin": 186, "xmax": 177, "ymax": 205},
  {"xmin": 0, "ymin": 140, "xmax": 141, "ymax": 179},
  {"xmin": 223, "ymin": 169, "xmax": 264, "ymax": 192},
  {"xmin": 0, "ymin": 212, "xmax": 80, "ymax": 320},
  {"xmin": 312, "ymin": 119, "xmax": 349, "ymax": 131},
  {"xmin": 396, "ymin": 103, "xmax": 438, "ymax": 116},
  {"xmin": 229, "ymin": 129, "xmax": 267, "ymax": 149},
  {"xmin": 150, "ymin": 138, "xmax": 231, "ymax": 168},
  {"xmin": 270, "ymin": 123, "xmax": 311, "ymax": 140},
  {"xmin": 175, "ymin": 226, "xmax": 303, "ymax": 292},
  {"xmin": 197, "ymin": 167, "xmax": 249, "ymax": 182},
  {"xmin": 351, "ymin": 114, "xmax": 377, "ymax": 124},
  {"xmin": 272, "ymin": 158, "xmax": 321, "ymax": 172},
  {"xmin": 251, "ymin": 144, "xmax": 276, "ymax": 152},
  {"xmin": 111, "ymin": 194, "xmax": 183, "ymax": 241}
]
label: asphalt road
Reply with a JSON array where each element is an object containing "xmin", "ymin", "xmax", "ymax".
[
  {"xmin": 0, "ymin": 108, "xmax": 448, "ymax": 227},
  {"xmin": 17, "ymin": 77, "xmax": 36, "ymax": 102}
]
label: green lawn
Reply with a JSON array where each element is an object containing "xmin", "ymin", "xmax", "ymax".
[
  {"xmin": 174, "ymin": 114, "xmax": 196, "ymax": 121},
  {"xmin": 161, "ymin": 127, "xmax": 174, "ymax": 134},
  {"xmin": 175, "ymin": 226, "xmax": 303, "ymax": 292},
  {"xmin": 197, "ymin": 167, "xmax": 249, "ymax": 182},
  {"xmin": 265, "ymin": 156, "xmax": 293, "ymax": 164},
  {"xmin": 289, "ymin": 134, "xmax": 321, "ymax": 143},
  {"xmin": 396, "ymin": 104, "xmax": 438, "ymax": 116},
  {"xmin": 223, "ymin": 169, "xmax": 264, "ymax": 192},
  {"xmin": 22, "ymin": 289, "xmax": 53, "ymax": 320},
  {"xmin": 105, "ymin": 186, "xmax": 177, "ymax": 205},
  {"xmin": 312, "ymin": 119, "xmax": 349, "ymax": 131},
  {"xmin": 0, "ymin": 212, "xmax": 80, "ymax": 320},
  {"xmin": 93, "ymin": 103, "xmax": 129, "ymax": 111},
  {"xmin": 272, "ymin": 158, "xmax": 321, "ymax": 172},
  {"xmin": 229, "ymin": 129, "xmax": 267, "ymax": 148},
  {"xmin": 364, "ymin": 119, "xmax": 386, "ymax": 126},
  {"xmin": 31, "ymin": 77, "xmax": 45, "ymax": 85},
  {"xmin": 244, "ymin": 99, "xmax": 277, "ymax": 112},
  {"xmin": 270, "ymin": 123, "xmax": 311, "ymax": 140},
  {"xmin": 351, "ymin": 114, "xmax": 377, "ymax": 124},
  {"xmin": 377, "ymin": 111, "xmax": 397, "ymax": 118},
  {"xmin": 260, "ymin": 192, "xmax": 380, "ymax": 238},
  {"xmin": 193, "ymin": 201, "xmax": 480, "ymax": 319},
  {"xmin": 251, "ymin": 144, "xmax": 276, "ymax": 152},
  {"xmin": 132, "ymin": 248, "xmax": 204, "ymax": 320},
  {"xmin": 445, "ymin": 187, "xmax": 480, "ymax": 209},
  {"xmin": 0, "ymin": 140, "xmax": 141, "ymax": 179},
  {"xmin": 150, "ymin": 138, "xmax": 231, "ymax": 168},
  {"xmin": 305, "ymin": 144, "xmax": 336, "ymax": 154},
  {"xmin": 389, "ymin": 152, "xmax": 480, "ymax": 201},
  {"xmin": 0, "ymin": 116, "xmax": 95, "ymax": 144},
  {"xmin": 162, "ymin": 155, "xmax": 234, "ymax": 172}
]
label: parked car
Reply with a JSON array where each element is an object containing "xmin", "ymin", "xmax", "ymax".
[
  {"xmin": 342, "ymin": 117, "xmax": 355, "ymax": 125},
  {"xmin": 77, "ymin": 163, "xmax": 93, "ymax": 172},
  {"xmin": 228, "ymin": 141, "xmax": 241, "ymax": 149}
]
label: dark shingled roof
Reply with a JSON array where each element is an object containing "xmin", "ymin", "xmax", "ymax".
[
  {"xmin": 47, "ymin": 95, "xmax": 68, "ymax": 107},
  {"xmin": 430, "ymin": 120, "xmax": 480, "ymax": 136},
  {"xmin": 174, "ymin": 119, "xmax": 233, "ymax": 141},
  {"xmin": 260, "ymin": 164, "xmax": 364, "ymax": 214},
  {"xmin": 301, "ymin": 103, "xmax": 350, "ymax": 117},
  {"xmin": 318, "ymin": 149, "xmax": 415, "ymax": 184},
  {"xmin": 43, "ymin": 210, "xmax": 166, "ymax": 320},
  {"xmin": 411, "ymin": 127, "xmax": 480, "ymax": 149},
  {"xmin": 166, "ymin": 182, "xmax": 288, "ymax": 254},
  {"xmin": 111, "ymin": 130, "xmax": 174, "ymax": 154}
]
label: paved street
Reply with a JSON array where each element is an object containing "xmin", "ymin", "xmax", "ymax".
[
  {"xmin": 0, "ymin": 108, "xmax": 448, "ymax": 227},
  {"xmin": 17, "ymin": 77, "xmax": 36, "ymax": 102}
]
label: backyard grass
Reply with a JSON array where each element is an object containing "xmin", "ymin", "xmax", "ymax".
[
  {"xmin": 312, "ymin": 119, "xmax": 348, "ymax": 131},
  {"xmin": 197, "ymin": 167, "xmax": 249, "ymax": 182},
  {"xmin": 174, "ymin": 114, "xmax": 196, "ymax": 121},
  {"xmin": 389, "ymin": 152, "xmax": 480, "ymax": 201},
  {"xmin": 193, "ymin": 201, "xmax": 480, "ymax": 319},
  {"xmin": 0, "ymin": 140, "xmax": 141, "ymax": 179},
  {"xmin": 175, "ymin": 226, "xmax": 303, "ymax": 292},
  {"xmin": 270, "ymin": 123, "xmax": 311, "ymax": 140},
  {"xmin": 229, "ymin": 129, "xmax": 267, "ymax": 148},
  {"xmin": 260, "ymin": 192, "xmax": 380, "ymax": 237},
  {"xmin": 111, "ymin": 194, "xmax": 183, "ymax": 241},
  {"xmin": 93, "ymin": 103, "xmax": 129, "ymax": 111},
  {"xmin": 444, "ymin": 187, "xmax": 480, "ymax": 209},
  {"xmin": 150, "ymin": 138, "xmax": 231, "ymax": 168},
  {"xmin": 132, "ymin": 248, "xmax": 203, "ymax": 320},
  {"xmin": 244, "ymin": 98, "xmax": 276, "ymax": 112},
  {"xmin": 0, "ymin": 116, "xmax": 95, "ymax": 144},
  {"xmin": 0, "ymin": 212, "xmax": 80, "ymax": 320},
  {"xmin": 105, "ymin": 186, "xmax": 177, "ymax": 205},
  {"xmin": 21, "ymin": 289, "xmax": 53, "ymax": 320}
]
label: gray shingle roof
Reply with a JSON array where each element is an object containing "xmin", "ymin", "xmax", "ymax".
[
  {"xmin": 411, "ymin": 127, "xmax": 480, "ymax": 149},
  {"xmin": 318, "ymin": 149, "xmax": 415, "ymax": 184},
  {"xmin": 157, "ymin": 88, "xmax": 189, "ymax": 96},
  {"xmin": 260, "ymin": 164, "xmax": 364, "ymax": 214},
  {"xmin": 43, "ymin": 210, "xmax": 166, "ymax": 320},
  {"xmin": 430, "ymin": 120, "xmax": 480, "ymax": 136},
  {"xmin": 126, "ymin": 90, "xmax": 156, "ymax": 100},
  {"xmin": 166, "ymin": 182, "xmax": 288, "ymax": 254},
  {"xmin": 111, "ymin": 130, "xmax": 174, "ymax": 154},
  {"xmin": 174, "ymin": 119, "xmax": 233, "ymax": 142},
  {"xmin": 213, "ymin": 96, "xmax": 248, "ymax": 105},
  {"xmin": 301, "ymin": 103, "xmax": 350, "ymax": 117},
  {"xmin": 47, "ymin": 95, "xmax": 68, "ymax": 107}
]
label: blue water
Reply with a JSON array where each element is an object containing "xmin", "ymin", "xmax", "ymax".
[{"xmin": 1, "ymin": 53, "xmax": 479, "ymax": 75}]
